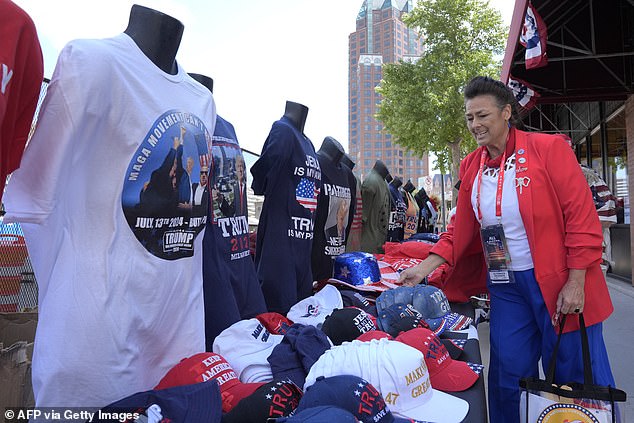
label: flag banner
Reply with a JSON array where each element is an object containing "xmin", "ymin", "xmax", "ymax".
[
  {"xmin": 519, "ymin": 2, "xmax": 548, "ymax": 69},
  {"xmin": 508, "ymin": 76, "xmax": 540, "ymax": 110}
]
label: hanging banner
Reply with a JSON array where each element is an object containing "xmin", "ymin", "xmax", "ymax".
[
  {"xmin": 508, "ymin": 75, "xmax": 540, "ymax": 110},
  {"xmin": 519, "ymin": 2, "xmax": 548, "ymax": 69}
]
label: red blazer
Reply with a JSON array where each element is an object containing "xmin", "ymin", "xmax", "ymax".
[{"xmin": 431, "ymin": 128, "xmax": 613, "ymax": 332}]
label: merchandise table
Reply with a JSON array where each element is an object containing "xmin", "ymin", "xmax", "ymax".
[{"xmin": 445, "ymin": 302, "xmax": 488, "ymax": 423}]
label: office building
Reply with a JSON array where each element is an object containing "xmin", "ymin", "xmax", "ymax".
[{"xmin": 348, "ymin": 0, "xmax": 428, "ymax": 182}]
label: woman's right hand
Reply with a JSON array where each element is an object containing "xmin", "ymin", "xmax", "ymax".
[
  {"xmin": 399, "ymin": 265, "xmax": 428, "ymax": 286},
  {"xmin": 398, "ymin": 253, "xmax": 447, "ymax": 287}
]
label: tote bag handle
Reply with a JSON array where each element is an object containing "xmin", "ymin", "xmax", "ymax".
[{"xmin": 544, "ymin": 313, "xmax": 594, "ymax": 387}]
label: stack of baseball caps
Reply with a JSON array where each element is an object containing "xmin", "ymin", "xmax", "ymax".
[
  {"xmin": 376, "ymin": 284, "xmax": 473, "ymax": 335},
  {"xmin": 212, "ymin": 318, "xmax": 284, "ymax": 383},
  {"xmin": 92, "ymin": 278, "xmax": 483, "ymax": 422},
  {"xmin": 275, "ymin": 374, "xmax": 431, "ymax": 423},
  {"xmin": 154, "ymin": 352, "xmax": 264, "ymax": 412},
  {"xmin": 395, "ymin": 328, "xmax": 483, "ymax": 392},
  {"xmin": 304, "ymin": 338, "xmax": 470, "ymax": 423},
  {"xmin": 161, "ymin": 282, "xmax": 482, "ymax": 422}
]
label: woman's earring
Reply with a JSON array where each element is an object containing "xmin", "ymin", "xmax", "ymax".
[{"xmin": 507, "ymin": 120, "xmax": 511, "ymax": 128}]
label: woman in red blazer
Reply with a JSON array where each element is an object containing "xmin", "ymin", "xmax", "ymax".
[{"xmin": 399, "ymin": 76, "xmax": 616, "ymax": 422}]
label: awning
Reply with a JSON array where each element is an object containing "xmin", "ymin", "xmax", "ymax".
[{"xmin": 501, "ymin": 0, "xmax": 634, "ymax": 104}]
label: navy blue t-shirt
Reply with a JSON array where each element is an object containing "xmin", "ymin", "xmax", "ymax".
[
  {"xmin": 311, "ymin": 154, "xmax": 355, "ymax": 281},
  {"xmin": 202, "ymin": 116, "xmax": 266, "ymax": 348},
  {"xmin": 387, "ymin": 183, "xmax": 406, "ymax": 242},
  {"xmin": 251, "ymin": 117, "xmax": 322, "ymax": 314}
]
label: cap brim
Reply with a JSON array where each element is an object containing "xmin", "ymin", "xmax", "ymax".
[
  {"xmin": 222, "ymin": 381, "xmax": 265, "ymax": 412},
  {"xmin": 423, "ymin": 317, "xmax": 448, "ymax": 336},
  {"xmin": 328, "ymin": 278, "xmax": 391, "ymax": 293},
  {"xmin": 429, "ymin": 360, "xmax": 480, "ymax": 392},
  {"xmin": 443, "ymin": 312, "xmax": 473, "ymax": 331},
  {"xmin": 393, "ymin": 388, "xmax": 469, "ymax": 423},
  {"xmin": 392, "ymin": 416, "xmax": 430, "ymax": 423},
  {"xmin": 273, "ymin": 405, "xmax": 358, "ymax": 422},
  {"xmin": 440, "ymin": 338, "xmax": 465, "ymax": 360}
]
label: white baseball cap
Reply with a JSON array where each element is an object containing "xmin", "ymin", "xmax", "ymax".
[
  {"xmin": 286, "ymin": 284, "xmax": 343, "ymax": 327},
  {"xmin": 304, "ymin": 338, "xmax": 469, "ymax": 423},
  {"xmin": 212, "ymin": 318, "xmax": 284, "ymax": 383}
]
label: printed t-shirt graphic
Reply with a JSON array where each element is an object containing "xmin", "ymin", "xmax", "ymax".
[
  {"xmin": 251, "ymin": 116, "xmax": 322, "ymax": 314},
  {"xmin": 387, "ymin": 183, "xmax": 406, "ymax": 242},
  {"xmin": 403, "ymin": 191, "xmax": 419, "ymax": 240},
  {"xmin": 122, "ymin": 111, "xmax": 212, "ymax": 260},
  {"xmin": 202, "ymin": 116, "xmax": 266, "ymax": 347},
  {"xmin": 2, "ymin": 33, "xmax": 216, "ymax": 407},
  {"xmin": 311, "ymin": 154, "xmax": 355, "ymax": 281}
]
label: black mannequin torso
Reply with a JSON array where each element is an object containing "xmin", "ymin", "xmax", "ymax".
[
  {"xmin": 283, "ymin": 101, "xmax": 309, "ymax": 133},
  {"xmin": 124, "ymin": 4, "xmax": 183, "ymax": 75},
  {"xmin": 403, "ymin": 180, "xmax": 416, "ymax": 193},
  {"xmin": 341, "ymin": 154, "xmax": 355, "ymax": 171},
  {"xmin": 317, "ymin": 136, "xmax": 345, "ymax": 165},
  {"xmin": 390, "ymin": 176, "xmax": 403, "ymax": 189},
  {"xmin": 372, "ymin": 160, "xmax": 389, "ymax": 180},
  {"xmin": 188, "ymin": 73, "xmax": 214, "ymax": 93}
]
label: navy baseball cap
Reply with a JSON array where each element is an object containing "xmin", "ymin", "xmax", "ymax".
[
  {"xmin": 294, "ymin": 375, "xmax": 430, "ymax": 423},
  {"xmin": 94, "ymin": 379, "xmax": 221, "ymax": 423},
  {"xmin": 267, "ymin": 323, "xmax": 332, "ymax": 388},
  {"xmin": 222, "ymin": 379, "xmax": 303, "ymax": 423},
  {"xmin": 339, "ymin": 289, "xmax": 378, "ymax": 317},
  {"xmin": 272, "ymin": 405, "xmax": 358, "ymax": 422}
]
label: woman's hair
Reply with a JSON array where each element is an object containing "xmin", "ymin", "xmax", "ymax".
[{"xmin": 464, "ymin": 76, "xmax": 524, "ymax": 129}]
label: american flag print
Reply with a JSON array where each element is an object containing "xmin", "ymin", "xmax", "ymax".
[
  {"xmin": 519, "ymin": 2, "xmax": 548, "ymax": 69},
  {"xmin": 194, "ymin": 133, "xmax": 211, "ymax": 169},
  {"xmin": 296, "ymin": 177, "xmax": 319, "ymax": 212},
  {"xmin": 508, "ymin": 76, "xmax": 540, "ymax": 110}
]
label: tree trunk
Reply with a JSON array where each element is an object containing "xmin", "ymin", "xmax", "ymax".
[{"xmin": 449, "ymin": 139, "xmax": 462, "ymax": 208}]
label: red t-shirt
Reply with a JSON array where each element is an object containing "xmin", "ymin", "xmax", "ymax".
[{"xmin": 0, "ymin": 0, "xmax": 44, "ymax": 202}]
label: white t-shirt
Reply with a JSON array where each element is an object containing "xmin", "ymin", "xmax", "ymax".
[
  {"xmin": 3, "ymin": 34, "xmax": 216, "ymax": 407},
  {"xmin": 470, "ymin": 154, "xmax": 534, "ymax": 271}
]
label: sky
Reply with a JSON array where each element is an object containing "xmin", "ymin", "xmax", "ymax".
[{"xmin": 14, "ymin": 0, "xmax": 515, "ymax": 158}]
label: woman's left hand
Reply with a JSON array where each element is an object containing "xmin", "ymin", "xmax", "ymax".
[{"xmin": 556, "ymin": 268, "xmax": 586, "ymax": 316}]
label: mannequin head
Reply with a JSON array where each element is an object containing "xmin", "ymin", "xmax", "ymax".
[
  {"xmin": 403, "ymin": 180, "xmax": 416, "ymax": 193},
  {"xmin": 341, "ymin": 154, "xmax": 355, "ymax": 170},
  {"xmin": 318, "ymin": 136, "xmax": 345, "ymax": 165},
  {"xmin": 390, "ymin": 176, "xmax": 403, "ymax": 189},
  {"xmin": 188, "ymin": 73, "xmax": 214, "ymax": 93},
  {"xmin": 283, "ymin": 101, "xmax": 309, "ymax": 133},
  {"xmin": 415, "ymin": 187, "xmax": 430, "ymax": 203},
  {"xmin": 372, "ymin": 160, "xmax": 389, "ymax": 180},
  {"xmin": 124, "ymin": 4, "xmax": 184, "ymax": 75}
]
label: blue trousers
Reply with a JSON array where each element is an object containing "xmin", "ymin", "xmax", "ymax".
[{"xmin": 487, "ymin": 269, "xmax": 616, "ymax": 423}]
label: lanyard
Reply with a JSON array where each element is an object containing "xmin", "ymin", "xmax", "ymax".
[{"xmin": 476, "ymin": 145, "xmax": 508, "ymax": 223}]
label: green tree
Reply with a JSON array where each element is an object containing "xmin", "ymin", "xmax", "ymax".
[{"xmin": 376, "ymin": 0, "xmax": 507, "ymax": 182}]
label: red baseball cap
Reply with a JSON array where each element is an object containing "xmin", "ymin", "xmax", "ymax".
[
  {"xmin": 154, "ymin": 352, "xmax": 264, "ymax": 412},
  {"xmin": 256, "ymin": 312, "xmax": 294, "ymax": 335},
  {"xmin": 355, "ymin": 330, "xmax": 394, "ymax": 342},
  {"xmin": 396, "ymin": 328, "xmax": 479, "ymax": 392}
]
